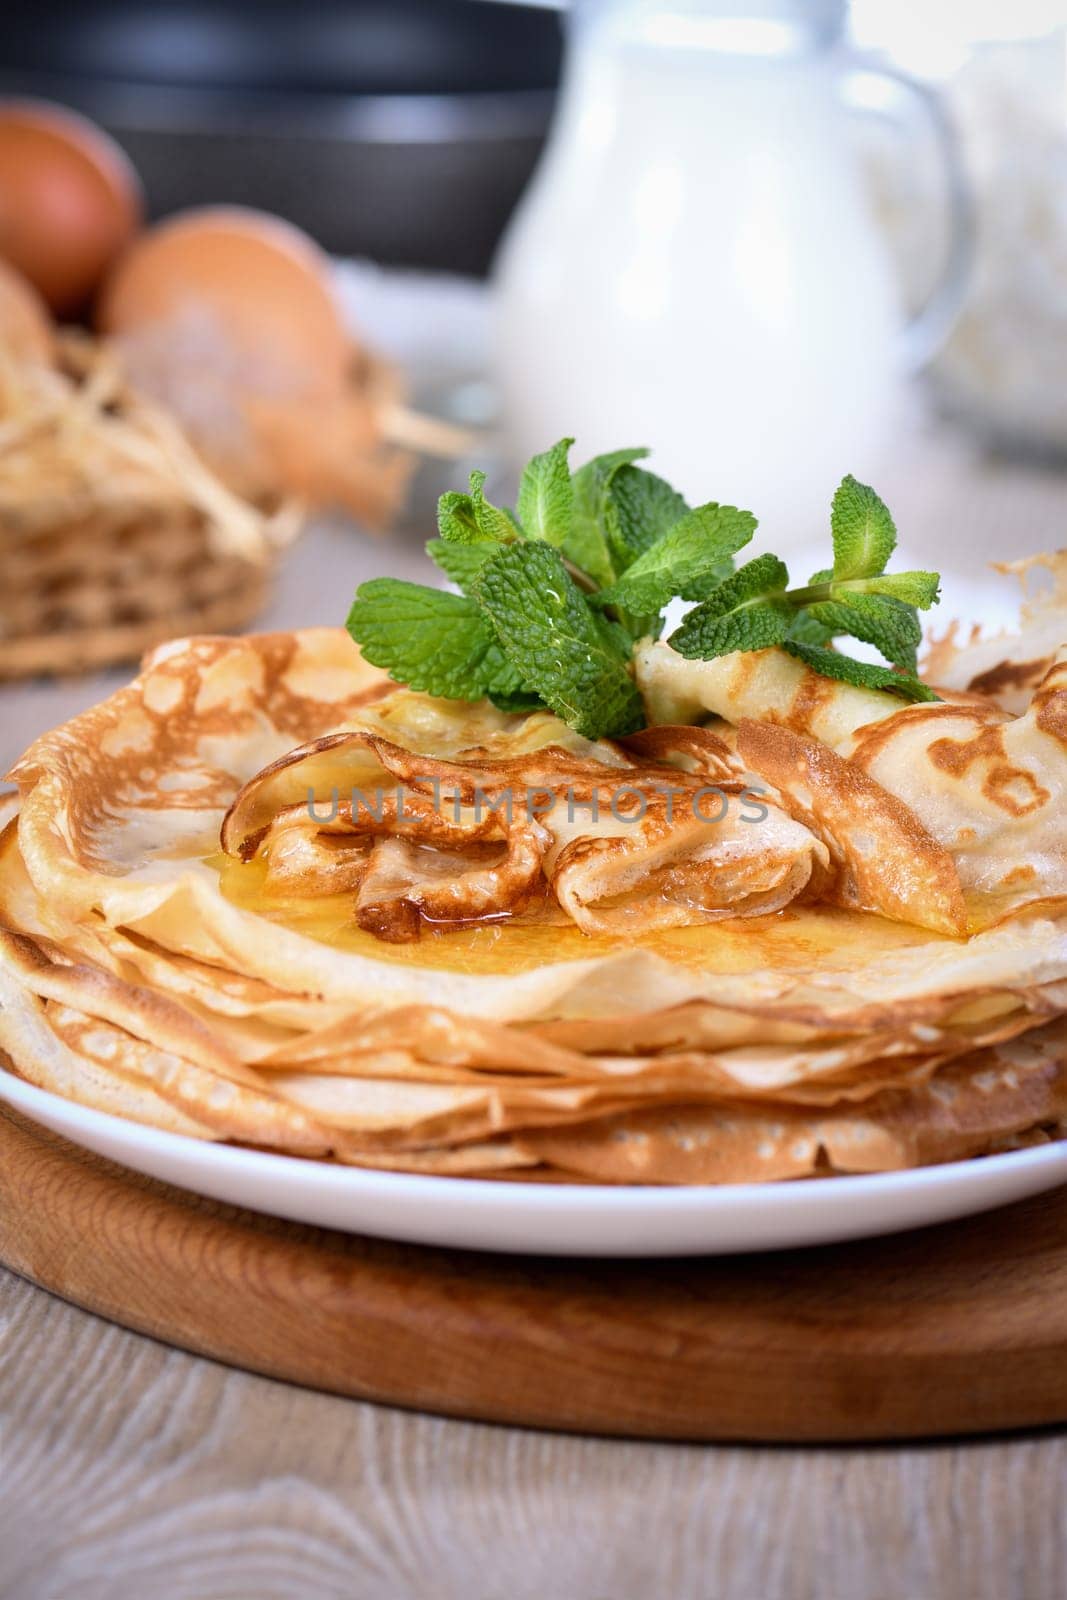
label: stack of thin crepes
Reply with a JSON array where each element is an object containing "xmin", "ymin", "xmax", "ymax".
[{"xmin": 4, "ymin": 555, "xmax": 1067, "ymax": 1183}]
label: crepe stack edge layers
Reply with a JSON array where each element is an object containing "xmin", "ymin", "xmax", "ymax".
[{"xmin": 2, "ymin": 590, "xmax": 1067, "ymax": 1184}]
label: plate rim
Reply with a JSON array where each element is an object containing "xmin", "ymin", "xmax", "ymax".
[{"xmin": 3, "ymin": 1058, "xmax": 1067, "ymax": 1230}]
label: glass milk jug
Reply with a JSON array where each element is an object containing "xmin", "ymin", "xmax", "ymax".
[{"xmin": 493, "ymin": 0, "xmax": 972, "ymax": 545}]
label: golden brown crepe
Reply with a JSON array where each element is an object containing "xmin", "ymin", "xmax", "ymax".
[
  {"xmin": 1, "ymin": 568, "xmax": 1066, "ymax": 1184},
  {"xmin": 923, "ymin": 552, "xmax": 1067, "ymax": 714},
  {"xmin": 218, "ymin": 720, "xmax": 825, "ymax": 938},
  {"xmin": 637, "ymin": 570, "xmax": 1067, "ymax": 933}
]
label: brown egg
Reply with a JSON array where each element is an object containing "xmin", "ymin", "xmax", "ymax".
[
  {"xmin": 0, "ymin": 99, "xmax": 142, "ymax": 315},
  {"xmin": 95, "ymin": 205, "xmax": 380, "ymax": 515},
  {"xmin": 97, "ymin": 205, "xmax": 351, "ymax": 396},
  {"xmin": 0, "ymin": 258, "xmax": 55, "ymax": 364}
]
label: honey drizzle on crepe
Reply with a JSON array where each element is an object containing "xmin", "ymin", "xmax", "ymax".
[{"xmin": 210, "ymin": 848, "xmax": 940, "ymax": 977}]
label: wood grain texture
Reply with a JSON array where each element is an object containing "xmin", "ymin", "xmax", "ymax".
[
  {"xmin": 1, "ymin": 1269, "xmax": 1064, "ymax": 1600},
  {"xmin": 4, "ymin": 1105, "xmax": 1067, "ymax": 1446}
]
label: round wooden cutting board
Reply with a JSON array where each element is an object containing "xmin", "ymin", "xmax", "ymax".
[{"xmin": 3, "ymin": 1102, "xmax": 1067, "ymax": 1443}]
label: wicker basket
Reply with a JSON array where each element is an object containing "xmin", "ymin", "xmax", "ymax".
[{"xmin": 0, "ymin": 334, "xmax": 300, "ymax": 681}]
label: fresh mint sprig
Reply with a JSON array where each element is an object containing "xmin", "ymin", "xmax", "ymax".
[
  {"xmin": 475, "ymin": 541, "xmax": 644, "ymax": 736},
  {"xmin": 345, "ymin": 449, "xmax": 942, "ymax": 737},
  {"xmin": 667, "ymin": 472, "xmax": 940, "ymax": 696},
  {"xmin": 593, "ymin": 502, "xmax": 755, "ymax": 617},
  {"xmin": 517, "ymin": 438, "xmax": 574, "ymax": 547},
  {"xmin": 347, "ymin": 579, "xmax": 528, "ymax": 705},
  {"xmin": 567, "ymin": 446, "xmax": 651, "ymax": 588}
]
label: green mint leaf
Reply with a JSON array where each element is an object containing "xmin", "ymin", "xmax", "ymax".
[
  {"xmin": 476, "ymin": 643, "xmax": 533, "ymax": 705},
  {"xmin": 566, "ymin": 446, "xmax": 650, "ymax": 588},
  {"xmin": 562, "ymin": 509, "xmax": 615, "ymax": 591},
  {"xmin": 487, "ymin": 687, "xmax": 545, "ymax": 714},
  {"xmin": 517, "ymin": 437, "xmax": 575, "ymax": 548},
  {"xmin": 475, "ymin": 543, "xmax": 644, "ymax": 738},
  {"xmin": 469, "ymin": 470, "xmax": 520, "ymax": 544},
  {"xmin": 785, "ymin": 640, "xmax": 938, "ymax": 702},
  {"xmin": 671, "ymin": 600, "xmax": 793, "ymax": 660},
  {"xmin": 836, "ymin": 570, "xmax": 941, "ymax": 609},
  {"xmin": 426, "ymin": 537, "xmax": 498, "ymax": 595},
  {"xmin": 591, "ymin": 610, "xmax": 637, "ymax": 663},
  {"xmin": 436, "ymin": 473, "xmax": 518, "ymax": 547},
  {"xmin": 576, "ymin": 446, "xmax": 652, "ymax": 478},
  {"xmin": 604, "ymin": 465, "xmax": 691, "ymax": 570},
  {"xmin": 347, "ymin": 579, "xmax": 526, "ymax": 703},
  {"xmin": 595, "ymin": 502, "xmax": 756, "ymax": 618},
  {"xmin": 668, "ymin": 553, "xmax": 790, "ymax": 659},
  {"xmin": 830, "ymin": 475, "xmax": 897, "ymax": 581},
  {"xmin": 436, "ymin": 491, "xmax": 481, "ymax": 544},
  {"xmin": 805, "ymin": 593, "xmax": 921, "ymax": 673},
  {"xmin": 787, "ymin": 608, "xmax": 836, "ymax": 647}
]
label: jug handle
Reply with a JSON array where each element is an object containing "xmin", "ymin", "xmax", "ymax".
[{"xmin": 842, "ymin": 61, "xmax": 976, "ymax": 373}]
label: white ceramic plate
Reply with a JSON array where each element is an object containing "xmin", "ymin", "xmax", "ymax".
[{"xmin": 3, "ymin": 1065, "xmax": 1066, "ymax": 1257}]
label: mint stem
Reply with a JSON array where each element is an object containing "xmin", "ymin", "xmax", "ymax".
[
  {"xmin": 561, "ymin": 557, "xmax": 599, "ymax": 595},
  {"xmin": 782, "ymin": 582, "xmax": 833, "ymax": 608}
]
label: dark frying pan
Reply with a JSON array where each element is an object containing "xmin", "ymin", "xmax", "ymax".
[{"xmin": 0, "ymin": 0, "xmax": 564, "ymax": 274}]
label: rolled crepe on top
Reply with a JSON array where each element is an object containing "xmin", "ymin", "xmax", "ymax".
[
  {"xmin": 637, "ymin": 616, "xmax": 1067, "ymax": 931},
  {"xmin": 220, "ymin": 714, "xmax": 828, "ymax": 939}
]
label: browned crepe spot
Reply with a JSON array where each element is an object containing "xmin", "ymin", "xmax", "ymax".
[
  {"xmin": 0, "ymin": 1039, "xmax": 216, "ymax": 1140},
  {"xmin": 515, "ymin": 1025, "xmax": 1067, "ymax": 1184},
  {"xmin": 969, "ymin": 657, "xmax": 1053, "ymax": 702},
  {"xmin": 844, "ymin": 702, "xmax": 1007, "ymax": 769},
  {"xmin": 1032, "ymin": 655, "xmax": 1067, "ymax": 747},
  {"xmin": 0, "ymin": 925, "xmax": 262, "ymax": 1084},
  {"xmin": 927, "ymin": 723, "xmax": 1051, "ymax": 817},
  {"xmin": 737, "ymin": 720, "xmax": 968, "ymax": 936},
  {"xmin": 921, "ymin": 552, "xmax": 1067, "ymax": 715},
  {"xmin": 617, "ymin": 723, "xmax": 739, "ymax": 779},
  {"xmin": 44, "ymin": 1003, "xmax": 334, "ymax": 1151}
]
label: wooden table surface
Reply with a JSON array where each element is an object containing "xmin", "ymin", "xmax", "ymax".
[
  {"xmin": 3, "ymin": 1266, "xmax": 1066, "ymax": 1600},
  {"xmin": 4, "ymin": 433, "xmax": 1067, "ymax": 1600}
]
